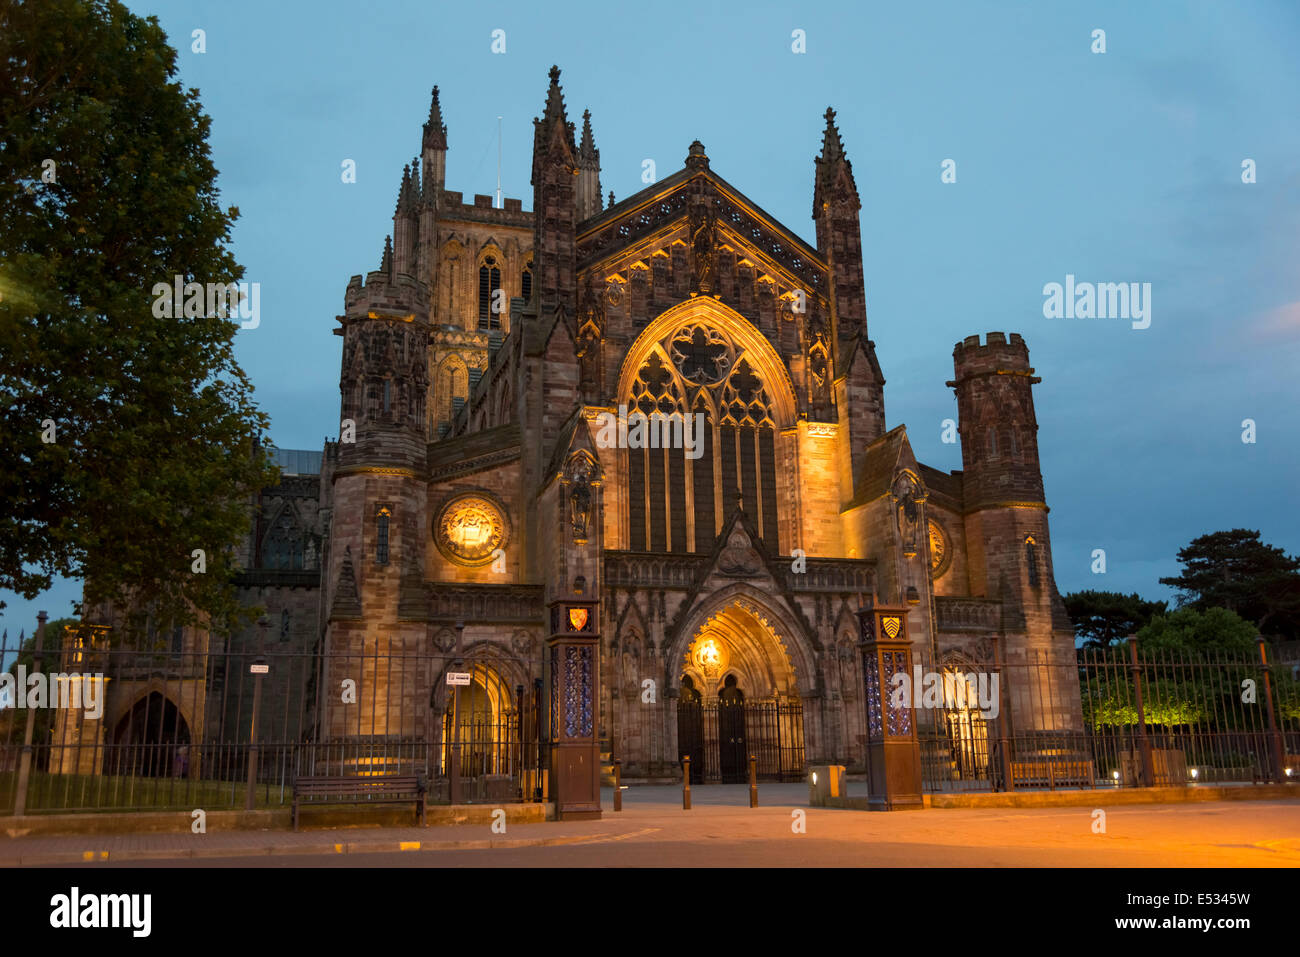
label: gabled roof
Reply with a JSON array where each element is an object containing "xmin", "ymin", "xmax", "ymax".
[
  {"xmin": 576, "ymin": 149, "xmax": 824, "ymax": 273},
  {"xmin": 847, "ymin": 425, "xmax": 918, "ymax": 509}
]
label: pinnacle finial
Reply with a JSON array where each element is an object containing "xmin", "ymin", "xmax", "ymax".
[
  {"xmin": 579, "ymin": 108, "xmax": 599, "ymax": 161},
  {"xmin": 820, "ymin": 106, "xmax": 845, "ymax": 162},
  {"xmin": 423, "ymin": 85, "xmax": 448, "ymax": 149},
  {"xmin": 543, "ymin": 65, "xmax": 567, "ymax": 123},
  {"xmin": 685, "ymin": 139, "xmax": 709, "ymax": 171},
  {"xmin": 381, "ymin": 235, "xmax": 393, "ymax": 273},
  {"xmin": 396, "ymin": 163, "xmax": 411, "ymax": 211}
]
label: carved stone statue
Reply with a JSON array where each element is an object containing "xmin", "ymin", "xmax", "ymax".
[
  {"xmin": 895, "ymin": 479, "xmax": 921, "ymax": 556},
  {"xmin": 690, "ymin": 202, "xmax": 715, "ymax": 294},
  {"xmin": 569, "ymin": 478, "xmax": 591, "ymax": 543}
]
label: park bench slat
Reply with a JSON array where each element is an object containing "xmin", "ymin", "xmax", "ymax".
[{"xmin": 292, "ymin": 773, "xmax": 427, "ymax": 830}]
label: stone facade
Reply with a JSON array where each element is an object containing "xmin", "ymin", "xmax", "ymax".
[{"xmin": 84, "ymin": 68, "xmax": 1083, "ymax": 783}]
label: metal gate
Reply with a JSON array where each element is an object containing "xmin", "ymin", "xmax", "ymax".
[{"xmin": 677, "ymin": 694, "xmax": 804, "ymax": 783}]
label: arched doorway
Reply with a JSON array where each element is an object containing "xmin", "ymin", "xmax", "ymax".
[
  {"xmin": 676, "ymin": 597, "xmax": 807, "ymax": 782},
  {"xmin": 110, "ymin": 692, "xmax": 190, "ymax": 778},
  {"xmin": 440, "ymin": 663, "xmax": 520, "ymax": 796}
]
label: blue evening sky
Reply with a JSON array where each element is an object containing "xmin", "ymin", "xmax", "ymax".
[{"xmin": 4, "ymin": 0, "xmax": 1298, "ymax": 637}]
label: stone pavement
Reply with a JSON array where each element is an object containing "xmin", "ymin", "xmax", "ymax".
[{"xmin": 3, "ymin": 783, "xmax": 1298, "ymax": 867}]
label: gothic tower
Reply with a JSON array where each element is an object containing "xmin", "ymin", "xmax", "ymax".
[
  {"xmin": 950, "ymin": 332, "xmax": 1077, "ymax": 730},
  {"xmin": 814, "ymin": 108, "xmax": 886, "ymax": 493},
  {"xmin": 324, "ymin": 246, "xmax": 431, "ymax": 749}
]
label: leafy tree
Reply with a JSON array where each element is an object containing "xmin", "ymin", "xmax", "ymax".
[
  {"xmin": 0, "ymin": 0, "xmax": 277, "ymax": 634},
  {"xmin": 1064, "ymin": 590, "xmax": 1167, "ymax": 648},
  {"xmin": 1136, "ymin": 606, "xmax": 1259, "ymax": 658},
  {"xmin": 1081, "ymin": 607, "xmax": 1299, "ymax": 731},
  {"xmin": 1159, "ymin": 529, "xmax": 1300, "ymax": 639}
]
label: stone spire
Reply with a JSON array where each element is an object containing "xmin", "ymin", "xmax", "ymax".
[
  {"xmin": 579, "ymin": 109, "xmax": 598, "ymax": 161},
  {"xmin": 576, "ymin": 108, "xmax": 602, "ymax": 219},
  {"xmin": 533, "ymin": 65, "xmax": 577, "ymax": 184},
  {"xmin": 423, "ymin": 85, "xmax": 447, "ymax": 151},
  {"xmin": 813, "ymin": 106, "xmax": 859, "ymax": 214},
  {"xmin": 530, "ymin": 64, "xmax": 579, "ymax": 313},
  {"xmin": 422, "ymin": 85, "xmax": 448, "ymax": 190},
  {"xmin": 396, "ymin": 163, "xmax": 411, "ymax": 212},
  {"xmin": 380, "ymin": 234, "xmax": 392, "ymax": 274},
  {"xmin": 542, "ymin": 66, "xmax": 568, "ymax": 130}
]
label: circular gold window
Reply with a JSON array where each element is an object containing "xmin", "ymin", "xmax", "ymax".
[
  {"xmin": 928, "ymin": 518, "xmax": 952, "ymax": 578},
  {"xmin": 434, "ymin": 494, "xmax": 509, "ymax": 566}
]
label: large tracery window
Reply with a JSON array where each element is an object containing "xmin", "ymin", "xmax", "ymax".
[
  {"xmin": 262, "ymin": 507, "xmax": 304, "ymax": 570},
  {"xmin": 626, "ymin": 324, "xmax": 781, "ymax": 554}
]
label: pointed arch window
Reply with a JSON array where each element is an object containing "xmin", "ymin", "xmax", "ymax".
[
  {"xmin": 521, "ymin": 260, "xmax": 533, "ymax": 303},
  {"xmin": 262, "ymin": 507, "xmax": 304, "ymax": 569},
  {"xmin": 478, "ymin": 256, "xmax": 502, "ymax": 330},
  {"xmin": 624, "ymin": 330, "xmax": 780, "ymax": 555},
  {"xmin": 376, "ymin": 504, "xmax": 392, "ymax": 566},
  {"xmin": 1025, "ymin": 535, "xmax": 1040, "ymax": 587}
]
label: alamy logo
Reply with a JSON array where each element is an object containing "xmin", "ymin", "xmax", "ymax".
[
  {"xmin": 1042, "ymin": 274, "xmax": 1151, "ymax": 330},
  {"xmin": 593, "ymin": 405, "xmax": 705, "ymax": 459},
  {"xmin": 151, "ymin": 275, "xmax": 261, "ymax": 329},
  {"xmin": 888, "ymin": 666, "xmax": 1000, "ymax": 718},
  {"xmin": 0, "ymin": 666, "xmax": 104, "ymax": 719},
  {"xmin": 50, "ymin": 887, "xmax": 151, "ymax": 937}
]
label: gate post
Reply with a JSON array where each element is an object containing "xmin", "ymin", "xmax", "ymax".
[
  {"xmin": 546, "ymin": 593, "xmax": 602, "ymax": 820},
  {"xmin": 1128, "ymin": 637, "xmax": 1155, "ymax": 787},
  {"xmin": 12, "ymin": 612, "xmax": 46, "ymax": 817},
  {"xmin": 992, "ymin": 635, "xmax": 1015, "ymax": 792},
  {"xmin": 856, "ymin": 601, "xmax": 924, "ymax": 810},
  {"xmin": 1257, "ymin": 636, "xmax": 1286, "ymax": 784}
]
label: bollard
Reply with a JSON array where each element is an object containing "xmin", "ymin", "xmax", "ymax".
[
  {"xmin": 682, "ymin": 756, "xmax": 692, "ymax": 810},
  {"xmin": 748, "ymin": 754, "xmax": 758, "ymax": 807},
  {"xmin": 614, "ymin": 759, "xmax": 623, "ymax": 812}
]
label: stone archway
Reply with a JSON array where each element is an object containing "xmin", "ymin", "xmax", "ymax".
[{"xmin": 668, "ymin": 586, "xmax": 813, "ymax": 781}]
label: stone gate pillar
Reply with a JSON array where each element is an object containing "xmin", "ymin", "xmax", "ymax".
[{"xmin": 857, "ymin": 602, "xmax": 924, "ymax": 810}]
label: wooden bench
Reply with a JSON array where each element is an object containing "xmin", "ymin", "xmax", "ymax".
[
  {"xmin": 292, "ymin": 774, "xmax": 427, "ymax": 831},
  {"xmin": 1010, "ymin": 760, "xmax": 1095, "ymax": 788}
]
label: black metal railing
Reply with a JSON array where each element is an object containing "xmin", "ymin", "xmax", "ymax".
[
  {"xmin": 0, "ymin": 628, "xmax": 547, "ymax": 813},
  {"xmin": 917, "ymin": 639, "xmax": 1300, "ymax": 793}
]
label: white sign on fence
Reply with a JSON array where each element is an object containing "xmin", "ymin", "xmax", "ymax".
[
  {"xmin": 249, "ymin": 663, "xmax": 269, "ymax": 675},
  {"xmin": 446, "ymin": 672, "xmax": 472, "ymax": 686}
]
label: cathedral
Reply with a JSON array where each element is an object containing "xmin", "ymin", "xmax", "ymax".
[{"xmin": 226, "ymin": 66, "xmax": 1082, "ymax": 794}]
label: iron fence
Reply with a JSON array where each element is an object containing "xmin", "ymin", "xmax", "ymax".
[
  {"xmin": 0, "ymin": 627, "xmax": 548, "ymax": 813},
  {"xmin": 677, "ymin": 696, "xmax": 804, "ymax": 783},
  {"xmin": 918, "ymin": 639, "xmax": 1300, "ymax": 793}
]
